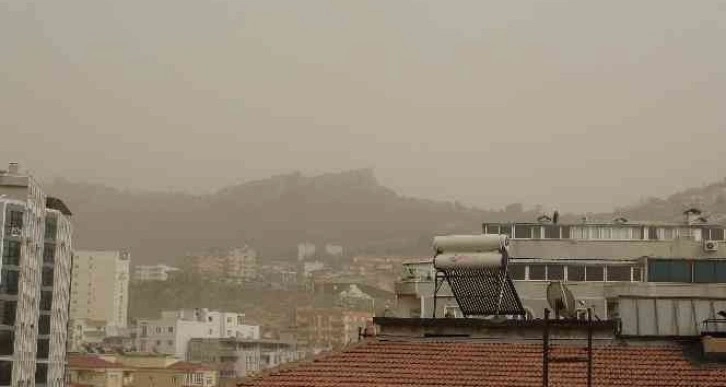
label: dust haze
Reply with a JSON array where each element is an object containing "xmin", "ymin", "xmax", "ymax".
[{"xmin": 2, "ymin": 0, "xmax": 725, "ymax": 212}]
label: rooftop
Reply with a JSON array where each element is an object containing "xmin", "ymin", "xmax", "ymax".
[
  {"xmin": 239, "ymin": 317, "xmax": 726, "ymax": 387},
  {"xmin": 239, "ymin": 338, "xmax": 726, "ymax": 387}
]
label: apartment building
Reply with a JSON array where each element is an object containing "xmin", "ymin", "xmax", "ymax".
[
  {"xmin": 38, "ymin": 198, "xmax": 73, "ymax": 387},
  {"xmin": 396, "ymin": 211, "xmax": 726, "ymax": 336},
  {"xmin": 70, "ymin": 250, "xmax": 130, "ymax": 333},
  {"xmin": 0, "ymin": 163, "xmax": 73, "ymax": 387},
  {"xmin": 133, "ymin": 264, "xmax": 179, "ymax": 281},
  {"xmin": 136, "ymin": 309, "xmax": 260, "ymax": 359},
  {"xmin": 187, "ymin": 338, "xmax": 301, "ymax": 379},
  {"xmin": 293, "ymin": 307, "xmax": 372, "ymax": 350},
  {"xmin": 193, "ymin": 246, "xmax": 258, "ymax": 283}
]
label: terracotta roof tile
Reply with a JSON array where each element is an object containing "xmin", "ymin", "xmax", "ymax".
[
  {"xmin": 68, "ymin": 355, "xmax": 122, "ymax": 369},
  {"xmin": 240, "ymin": 340, "xmax": 726, "ymax": 387}
]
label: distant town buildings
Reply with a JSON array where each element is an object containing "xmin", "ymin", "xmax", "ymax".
[
  {"xmin": 294, "ymin": 307, "xmax": 372, "ymax": 350},
  {"xmin": 68, "ymin": 353, "xmax": 217, "ymax": 387},
  {"xmin": 192, "ymin": 246, "xmax": 258, "ymax": 283},
  {"xmin": 297, "ymin": 242, "xmax": 316, "ymax": 261},
  {"xmin": 134, "ymin": 264, "xmax": 180, "ymax": 281},
  {"xmin": 71, "ymin": 250, "xmax": 131, "ymax": 334},
  {"xmin": 135, "ymin": 309, "xmax": 260, "ymax": 359},
  {"xmin": 187, "ymin": 338, "xmax": 302, "ymax": 379},
  {"xmin": 0, "ymin": 162, "xmax": 74, "ymax": 387}
]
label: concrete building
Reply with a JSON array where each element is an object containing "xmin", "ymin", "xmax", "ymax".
[
  {"xmin": 70, "ymin": 250, "xmax": 130, "ymax": 332},
  {"xmin": 395, "ymin": 213, "xmax": 726, "ymax": 336},
  {"xmin": 187, "ymin": 338, "xmax": 301, "ymax": 379},
  {"xmin": 293, "ymin": 307, "xmax": 372, "ymax": 350},
  {"xmin": 0, "ymin": 163, "xmax": 73, "ymax": 387},
  {"xmin": 38, "ymin": 198, "xmax": 74, "ymax": 387},
  {"xmin": 136, "ymin": 309, "xmax": 260, "ymax": 359},
  {"xmin": 193, "ymin": 246, "xmax": 258, "ymax": 283},
  {"xmin": 133, "ymin": 264, "xmax": 179, "ymax": 281}
]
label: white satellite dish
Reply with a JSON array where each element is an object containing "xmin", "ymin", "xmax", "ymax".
[{"xmin": 546, "ymin": 281, "xmax": 576, "ymax": 318}]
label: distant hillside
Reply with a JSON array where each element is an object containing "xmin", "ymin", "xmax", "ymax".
[
  {"xmin": 610, "ymin": 177, "xmax": 726, "ymax": 224},
  {"xmin": 46, "ymin": 169, "xmax": 542, "ymax": 264},
  {"xmin": 46, "ymin": 170, "xmax": 726, "ymax": 265}
]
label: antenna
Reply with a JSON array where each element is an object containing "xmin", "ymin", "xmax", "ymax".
[{"xmin": 546, "ymin": 281, "xmax": 576, "ymax": 318}]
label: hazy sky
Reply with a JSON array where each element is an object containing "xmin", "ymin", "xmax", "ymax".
[{"xmin": 2, "ymin": 0, "xmax": 726, "ymax": 212}]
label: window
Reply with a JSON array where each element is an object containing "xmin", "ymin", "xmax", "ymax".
[
  {"xmin": 45, "ymin": 219, "xmax": 57, "ymax": 239},
  {"xmin": 485, "ymin": 224, "xmax": 500, "ymax": 234},
  {"xmin": 703, "ymin": 228, "xmax": 725, "ymax": 241},
  {"xmin": 0, "ymin": 300, "xmax": 17, "ymax": 326},
  {"xmin": 37, "ymin": 339, "xmax": 49, "ymax": 358},
  {"xmin": 648, "ymin": 227, "xmax": 658, "ymax": 240},
  {"xmin": 607, "ymin": 266, "xmax": 631, "ymax": 281},
  {"xmin": 657, "ymin": 227, "xmax": 676, "ymax": 240},
  {"xmin": 168, "ymin": 327, "xmax": 174, "ymax": 333},
  {"xmin": 570, "ymin": 226, "xmax": 587, "ymax": 239},
  {"xmin": 39, "ymin": 315, "xmax": 50, "ymax": 335},
  {"xmin": 632, "ymin": 267, "xmax": 643, "ymax": 282},
  {"xmin": 500, "ymin": 225, "xmax": 512, "ymax": 237},
  {"xmin": 0, "ymin": 270, "xmax": 20, "ymax": 295},
  {"xmin": 561, "ymin": 226, "xmax": 571, "ymax": 239},
  {"xmin": 40, "ymin": 291, "xmax": 53, "ymax": 311},
  {"xmin": 0, "ymin": 361, "xmax": 11, "ymax": 385},
  {"xmin": 43, "ymin": 244, "xmax": 55, "ymax": 264},
  {"xmin": 515, "ymin": 225, "xmax": 533, "ymax": 239},
  {"xmin": 547, "ymin": 265, "xmax": 564, "ymax": 280},
  {"xmin": 42, "ymin": 268, "xmax": 54, "ymax": 287},
  {"xmin": 509, "ymin": 264, "xmax": 526, "ymax": 280},
  {"xmin": 8, "ymin": 211, "xmax": 23, "ymax": 229},
  {"xmin": 648, "ymin": 260, "xmax": 691, "ymax": 283},
  {"xmin": 2, "ymin": 241, "xmax": 21, "ymax": 266},
  {"xmin": 585, "ymin": 266, "xmax": 604, "ymax": 281},
  {"xmin": 0, "ymin": 331, "xmax": 13, "ymax": 356},
  {"xmin": 544, "ymin": 225, "xmax": 560, "ymax": 239},
  {"xmin": 528, "ymin": 264, "xmax": 546, "ymax": 280},
  {"xmin": 567, "ymin": 266, "xmax": 585, "ymax": 281},
  {"xmin": 694, "ymin": 261, "xmax": 726, "ymax": 283}
]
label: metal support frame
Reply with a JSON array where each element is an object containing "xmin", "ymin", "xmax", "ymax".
[
  {"xmin": 542, "ymin": 308, "xmax": 593, "ymax": 387},
  {"xmin": 432, "ymin": 271, "xmax": 447, "ymax": 318}
]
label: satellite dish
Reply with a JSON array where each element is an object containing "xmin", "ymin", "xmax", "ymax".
[{"xmin": 546, "ymin": 281, "xmax": 576, "ymax": 318}]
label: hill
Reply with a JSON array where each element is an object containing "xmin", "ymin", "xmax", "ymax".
[
  {"xmin": 46, "ymin": 170, "xmax": 726, "ymax": 265},
  {"xmin": 45, "ymin": 169, "xmax": 542, "ymax": 264}
]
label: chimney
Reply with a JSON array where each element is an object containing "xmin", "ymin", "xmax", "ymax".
[
  {"xmin": 7, "ymin": 162, "xmax": 19, "ymax": 175},
  {"xmin": 684, "ymin": 208, "xmax": 702, "ymax": 225}
]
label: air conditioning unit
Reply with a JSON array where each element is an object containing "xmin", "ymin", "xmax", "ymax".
[{"xmin": 704, "ymin": 240, "xmax": 719, "ymax": 252}]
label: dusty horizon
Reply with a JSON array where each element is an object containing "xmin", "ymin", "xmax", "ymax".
[{"xmin": 3, "ymin": 1, "xmax": 725, "ymax": 212}]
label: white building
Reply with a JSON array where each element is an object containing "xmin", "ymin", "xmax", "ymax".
[
  {"xmin": 136, "ymin": 308, "xmax": 260, "ymax": 359},
  {"xmin": 0, "ymin": 163, "xmax": 73, "ymax": 387},
  {"xmin": 134, "ymin": 264, "xmax": 179, "ymax": 281},
  {"xmin": 70, "ymin": 250, "xmax": 130, "ymax": 333}
]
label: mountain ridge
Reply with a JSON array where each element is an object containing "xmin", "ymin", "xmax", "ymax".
[{"xmin": 44, "ymin": 170, "xmax": 726, "ymax": 265}]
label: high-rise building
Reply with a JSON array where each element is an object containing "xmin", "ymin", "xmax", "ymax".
[
  {"xmin": 0, "ymin": 163, "xmax": 73, "ymax": 387},
  {"xmin": 39, "ymin": 198, "xmax": 73, "ymax": 387},
  {"xmin": 70, "ymin": 251, "xmax": 130, "ymax": 333}
]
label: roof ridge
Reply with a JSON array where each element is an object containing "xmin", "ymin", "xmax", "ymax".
[{"xmin": 236, "ymin": 339, "xmax": 376, "ymax": 386}]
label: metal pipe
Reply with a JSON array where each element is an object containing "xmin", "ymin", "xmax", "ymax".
[
  {"xmin": 587, "ymin": 308, "xmax": 593, "ymax": 387},
  {"xmin": 543, "ymin": 308, "xmax": 550, "ymax": 387}
]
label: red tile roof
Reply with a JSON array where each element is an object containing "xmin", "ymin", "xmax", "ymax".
[
  {"xmin": 240, "ymin": 340, "xmax": 726, "ymax": 387},
  {"xmin": 68, "ymin": 355, "xmax": 122, "ymax": 369}
]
